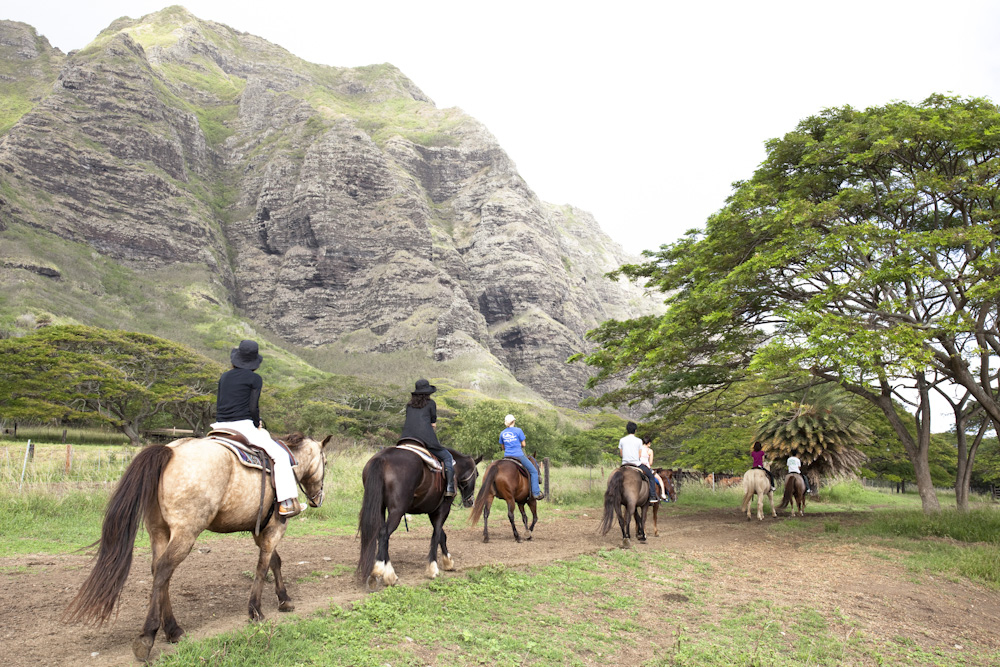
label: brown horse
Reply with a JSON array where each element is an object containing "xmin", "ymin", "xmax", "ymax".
[
  {"xmin": 64, "ymin": 433, "xmax": 330, "ymax": 662},
  {"xmin": 650, "ymin": 468, "xmax": 677, "ymax": 537},
  {"xmin": 778, "ymin": 472, "xmax": 808, "ymax": 516},
  {"xmin": 599, "ymin": 465, "xmax": 652, "ymax": 548},
  {"xmin": 741, "ymin": 467, "xmax": 776, "ymax": 521},
  {"xmin": 468, "ymin": 456, "xmax": 540, "ymax": 543},
  {"xmin": 356, "ymin": 445, "xmax": 480, "ymax": 589}
]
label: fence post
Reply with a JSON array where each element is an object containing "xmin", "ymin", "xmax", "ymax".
[
  {"xmin": 19, "ymin": 439, "xmax": 32, "ymax": 491},
  {"xmin": 62, "ymin": 428, "xmax": 67, "ymax": 444},
  {"xmin": 543, "ymin": 457, "xmax": 550, "ymax": 500}
]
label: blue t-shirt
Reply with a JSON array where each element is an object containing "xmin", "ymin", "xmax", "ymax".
[{"xmin": 499, "ymin": 426, "xmax": 526, "ymax": 457}]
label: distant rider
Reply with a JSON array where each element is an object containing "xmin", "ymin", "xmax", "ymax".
[
  {"xmin": 620, "ymin": 422, "xmax": 658, "ymax": 503},
  {"xmin": 751, "ymin": 441, "xmax": 775, "ymax": 490},
  {"xmin": 499, "ymin": 414, "xmax": 544, "ymax": 500},
  {"xmin": 399, "ymin": 379, "xmax": 455, "ymax": 497},
  {"xmin": 786, "ymin": 454, "xmax": 812, "ymax": 494}
]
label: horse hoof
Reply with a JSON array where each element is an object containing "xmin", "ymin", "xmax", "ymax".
[
  {"xmin": 165, "ymin": 628, "xmax": 185, "ymax": 643},
  {"xmin": 441, "ymin": 554, "xmax": 455, "ymax": 571},
  {"xmin": 372, "ymin": 560, "xmax": 386, "ymax": 578},
  {"xmin": 621, "ymin": 538, "xmax": 631, "ymax": 549},
  {"xmin": 526, "ymin": 534, "xmax": 533, "ymax": 541},
  {"xmin": 426, "ymin": 561, "xmax": 440, "ymax": 579},
  {"xmin": 483, "ymin": 536, "xmax": 490, "ymax": 543},
  {"xmin": 132, "ymin": 637, "xmax": 153, "ymax": 663},
  {"xmin": 279, "ymin": 600, "xmax": 295, "ymax": 612},
  {"xmin": 383, "ymin": 563, "xmax": 398, "ymax": 586}
]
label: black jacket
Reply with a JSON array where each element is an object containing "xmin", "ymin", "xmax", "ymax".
[{"xmin": 215, "ymin": 368, "xmax": 263, "ymax": 427}]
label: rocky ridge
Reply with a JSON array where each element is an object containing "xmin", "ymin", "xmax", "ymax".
[{"xmin": 0, "ymin": 7, "xmax": 657, "ymax": 406}]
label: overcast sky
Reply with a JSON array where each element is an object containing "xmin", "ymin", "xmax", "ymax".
[{"xmin": 7, "ymin": 1, "xmax": 1000, "ymax": 255}]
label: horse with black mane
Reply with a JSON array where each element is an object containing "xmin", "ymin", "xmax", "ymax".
[
  {"xmin": 469, "ymin": 455, "xmax": 541, "ymax": 543},
  {"xmin": 64, "ymin": 432, "xmax": 330, "ymax": 662},
  {"xmin": 356, "ymin": 442, "xmax": 480, "ymax": 589},
  {"xmin": 599, "ymin": 465, "xmax": 653, "ymax": 548}
]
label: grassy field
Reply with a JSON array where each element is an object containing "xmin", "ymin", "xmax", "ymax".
[{"xmin": 4, "ymin": 441, "xmax": 1000, "ymax": 665}]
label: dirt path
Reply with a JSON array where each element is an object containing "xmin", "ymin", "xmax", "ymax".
[{"xmin": 2, "ymin": 505, "xmax": 998, "ymax": 666}]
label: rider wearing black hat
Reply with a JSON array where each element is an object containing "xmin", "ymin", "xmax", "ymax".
[{"xmin": 399, "ymin": 379, "xmax": 456, "ymax": 497}]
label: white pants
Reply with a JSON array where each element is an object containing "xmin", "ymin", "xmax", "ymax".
[{"xmin": 212, "ymin": 420, "xmax": 297, "ymax": 502}]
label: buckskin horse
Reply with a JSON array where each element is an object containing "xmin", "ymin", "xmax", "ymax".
[
  {"xmin": 356, "ymin": 443, "xmax": 480, "ymax": 589},
  {"xmin": 468, "ymin": 455, "xmax": 541, "ymax": 543},
  {"xmin": 64, "ymin": 432, "xmax": 330, "ymax": 662},
  {"xmin": 741, "ymin": 467, "xmax": 777, "ymax": 521},
  {"xmin": 599, "ymin": 465, "xmax": 652, "ymax": 548},
  {"xmin": 778, "ymin": 472, "xmax": 808, "ymax": 516}
]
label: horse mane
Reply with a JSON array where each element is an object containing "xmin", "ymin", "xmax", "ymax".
[{"xmin": 283, "ymin": 432, "xmax": 306, "ymax": 446}]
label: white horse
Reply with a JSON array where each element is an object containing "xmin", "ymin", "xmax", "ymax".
[{"xmin": 740, "ymin": 468, "xmax": 776, "ymax": 521}]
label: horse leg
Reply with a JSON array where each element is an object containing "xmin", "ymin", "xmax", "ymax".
[
  {"xmin": 373, "ymin": 508, "xmax": 405, "ymax": 587},
  {"xmin": 526, "ymin": 498, "xmax": 537, "ymax": 539},
  {"xmin": 518, "ymin": 500, "xmax": 530, "ymax": 535},
  {"xmin": 248, "ymin": 527, "xmax": 284, "ymax": 621},
  {"xmin": 652, "ymin": 502, "xmax": 659, "ymax": 537},
  {"xmin": 269, "ymin": 549, "xmax": 295, "ymax": 612},
  {"xmin": 146, "ymin": 514, "xmax": 184, "ymax": 646},
  {"xmin": 505, "ymin": 496, "xmax": 522, "ymax": 543},
  {"xmin": 637, "ymin": 505, "xmax": 648, "ymax": 543},
  {"xmin": 134, "ymin": 532, "xmax": 197, "ymax": 662},
  {"xmin": 426, "ymin": 507, "xmax": 452, "ymax": 578},
  {"xmin": 482, "ymin": 497, "xmax": 492, "ymax": 543},
  {"xmin": 616, "ymin": 501, "xmax": 630, "ymax": 549},
  {"xmin": 768, "ymin": 488, "xmax": 776, "ymax": 518}
]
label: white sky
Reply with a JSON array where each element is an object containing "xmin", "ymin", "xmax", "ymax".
[{"xmin": 7, "ymin": 1, "xmax": 1000, "ymax": 256}]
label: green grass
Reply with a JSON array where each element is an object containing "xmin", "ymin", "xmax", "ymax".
[{"xmin": 150, "ymin": 547, "xmax": 1000, "ymax": 667}]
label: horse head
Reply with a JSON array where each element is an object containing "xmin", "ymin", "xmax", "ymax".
[
  {"xmin": 455, "ymin": 453, "xmax": 482, "ymax": 508},
  {"xmin": 285, "ymin": 433, "xmax": 332, "ymax": 508}
]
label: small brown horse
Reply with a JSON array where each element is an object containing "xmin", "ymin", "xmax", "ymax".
[
  {"xmin": 599, "ymin": 465, "xmax": 652, "ymax": 548},
  {"xmin": 650, "ymin": 468, "xmax": 677, "ymax": 537},
  {"xmin": 469, "ymin": 456, "xmax": 541, "ymax": 543},
  {"xmin": 741, "ymin": 467, "xmax": 776, "ymax": 521},
  {"xmin": 356, "ymin": 445, "xmax": 480, "ymax": 589},
  {"xmin": 64, "ymin": 433, "xmax": 330, "ymax": 662},
  {"xmin": 778, "ymin": 472, "xmax": 808, "ymax": 516}
]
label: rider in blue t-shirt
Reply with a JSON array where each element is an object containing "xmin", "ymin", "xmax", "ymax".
[{"xmin": 499, "ymin": 414, "xmax": 544, "ymax": 500}]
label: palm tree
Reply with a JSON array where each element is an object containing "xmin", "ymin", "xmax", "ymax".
[{"xmin": 757, "ymin": 387, "xmax": 869, "ymax": 480}]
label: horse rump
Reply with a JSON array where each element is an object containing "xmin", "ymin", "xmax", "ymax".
[{"xmin": 598, "ymin": 468, "xmax": 626, "ymax": 535}]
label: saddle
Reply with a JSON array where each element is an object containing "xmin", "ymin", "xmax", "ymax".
[
  {"xmin": 504, "ymin": 457, "xmax": 533, "ymax": 478},
  {"xmin": 205, "ymin": 429, "xmax": 299, "ymax": 535},
  {"xmin": 395, "ymin": 439, "xmax": 443, "ymax": 472},
  {"xmin": 206, "ymin": 428, "xmax": 298, "ymax": 471}
]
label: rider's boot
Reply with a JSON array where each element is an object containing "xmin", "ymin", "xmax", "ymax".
[{"xmin": 443, "ymin": 460, "xmax": 456, "ymax": 497}]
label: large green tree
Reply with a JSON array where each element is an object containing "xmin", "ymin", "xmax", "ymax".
[
  {"xmin": 0, "ymin": 325, "xmax": 223, "ymax": 445},
  {"xmin": 579, "ymin": 95, "xmax": 1000, "ymax": 513}
]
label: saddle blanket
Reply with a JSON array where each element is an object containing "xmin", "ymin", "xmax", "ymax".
[
  {"xmin": 395, "ymin": 441, "xmax": 443, "ymax": 472},
  {"xmin": 205, "ymin": 430, "xmax": 297, "ymax": 472},
  {"xmin": 504, "ymin": 457, "xmax": 533, "ymax": 477}
]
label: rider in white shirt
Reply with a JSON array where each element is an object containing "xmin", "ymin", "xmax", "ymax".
[{"xmin": 786, "ymin": 455, "xmax": 812, "ymax": 493}]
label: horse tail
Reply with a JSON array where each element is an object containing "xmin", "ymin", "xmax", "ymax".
[
  {"xmin": 356, "ymin": 455, "xmax": 386, "ymax": 586},
  {"xmin": 777, "ymin": 477, "xmax": 794, "ymax": 509},
  {"xmin": 64, "ymin": 444, "xmax": 173, "ymax": 626},
  {"xmin": 469, "ymin": 462, "xmax": 500, "ymax": 526},
  {"xmin": 599, "ymin": 468, "xmax": 625, "ymax": 535}
]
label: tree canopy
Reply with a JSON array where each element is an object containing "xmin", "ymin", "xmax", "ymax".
[
  {"xmin": 0, "ymin": 325, "xmax": 223, "ymax": 445},
  {"xmin": 578, "ymin": 95, "xmax": 1000, "ymax": 512}
]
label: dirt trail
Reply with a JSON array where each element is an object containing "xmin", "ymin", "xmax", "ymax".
[{"xmin": 2, "ymin": 506, "xmax": 998, "ymax": 666}]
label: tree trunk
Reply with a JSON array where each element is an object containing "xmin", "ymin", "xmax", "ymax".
[{"xmin": 122, "ymin": 421, "xmax": 142, "ymax": 447}]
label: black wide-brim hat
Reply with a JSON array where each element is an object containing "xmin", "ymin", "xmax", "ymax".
[
  {"xmin": 413, "ymin": 378, "xmax": 436, "ymax": 394},
  {"xmin": 231, "ymin": 339, "xmax": 263, "ymax": 370}
]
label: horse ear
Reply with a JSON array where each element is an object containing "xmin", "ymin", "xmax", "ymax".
[
  {"xmin": 474, "ymin": 454, "xmax": 483, "ymax": 464},
  {"xmin": 321, "ymin": 434, "xmax": 334, "ymax": 449}
]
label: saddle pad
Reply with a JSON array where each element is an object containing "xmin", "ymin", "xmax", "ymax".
[
  {"xmin": 205, "ymin": 434, "xmax": 298, "ymax": 471},
  {"xmin": 395, "ymin": 442, "xmax": 443, "ymax": 472}
]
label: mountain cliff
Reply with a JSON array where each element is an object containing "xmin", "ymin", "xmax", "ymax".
[{"xmin": 0, "ymin": 7, "xmax": 657, "ymax": 407}]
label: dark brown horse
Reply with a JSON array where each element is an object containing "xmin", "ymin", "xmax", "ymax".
[
  {"xmin": 778, "ymin": 472, "xmax": 808, "ymax": 516},
  {"xmin": 64, "ymin": 433, "xmax": 330, "ymax": 662},
  {"xmin": 468, "ymin": 456, "xmax": 541, "ymax": 543},
  {"xmin": 356, "ymin": 445, "xmax": 480, "ymax": 588},
  {"xmin": 599, "ymin": 465, "xmax": 652, "ymax": 548}
]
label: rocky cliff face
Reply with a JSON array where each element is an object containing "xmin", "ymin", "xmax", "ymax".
[{"xmin": 0, "ymin": 7, "xmax": 657, "ymax": 406}]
